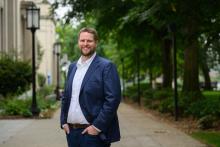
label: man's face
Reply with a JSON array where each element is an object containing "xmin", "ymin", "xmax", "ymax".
[{"xmin": 78, "ymin": 32, "xmax": 97, "ymax": 57}]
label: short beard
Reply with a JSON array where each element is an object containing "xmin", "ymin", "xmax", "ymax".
[{"xmin": 81, "ymin": 50, "xmax": 95, "ymax": 57}]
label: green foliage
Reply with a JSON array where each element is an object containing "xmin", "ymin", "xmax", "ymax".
[
  {"xmin": 56, "ymin": 24, "xmax": 80, "ymax": 61},
  {"xmin": 0, "ymin": 86, "xmax": 58, "ymax": 118},
  {"xmin": 0, "ymin": 98, "xmax": 32, "ymax": 117},
  {"xmin": 126, "ymin": 84, "xmax": 220, "ymax": 129},
  {"xmin": 0, "ymin": 56, "xmax": 32, "ymax": 97},
  {"xmin": 124, "ymin": 85, "xmax": 139, "ymax": 102},
  {"xmin": 142, "ymin": 88, "xmax": 173, "ymax": 110},
  {"xmin": 124, "ymin": 83, "xmax": 150, "ymax": 102},
  {"xmin": 203, "ymin": 91, "xmax": 220, "ymax": 98},
  {"xmin": 197, "ymin": 115, "xmax": 218, "ymax": 129},
  {"xmin": 37, "ymin": 96, "xmax": 57, "ymax": 111},
  {"xmin": 153, "ymin": 89, "xmax": 173, "ymax": 100},
  {"xmin": 37, "ymin": 85, "xmax": 57, "ymax": 111},
  {"xmin": 186, "ymin": 97, "xmax": 220, "ymax": 119},
  {"xmin": 37, "ymin": 86, "xmax": 54, "ymax": 99},
  {"xmin": 52, "ymin": 0, "xmax": 220, "ymax": 94},
  {"xmin": 158, "ymin": 97, "xmax": 174, "ymax": 114},
  {"xmin": 38, "ymin": 73, "xmax": 46, "ymax": 87},
  {"xmin": 192, "ymin": 131, "xmax": 220, "ymax": 147}
]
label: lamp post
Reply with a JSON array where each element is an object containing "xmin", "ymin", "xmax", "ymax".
[
  {"xmin": 61, "ymin": 54, "xmax": 69, "ymax": 83},
  {"xmin": 121, "ymin": 58, "xmax": 125, "ymax": 100},
  {"xmin": 53, "ymin": 42, "xmax": 61, "ymax": 100},
  {"xmin": 135, "ymin": 48, "xmax": 141, "ymax": 106},
  {"xmin": 26, "ymin": 3, "xmax": 40, "ymax": 116},
  {"xmin": 169, "ymin": 23, "xmax": 178, "ymax": 121}
]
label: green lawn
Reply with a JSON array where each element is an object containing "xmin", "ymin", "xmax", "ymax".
[
  {"xmin": 191, "ymin": 131, "xmax": 220, "ymax": 147},
  {"xmin": 202, "ymin": 91, "xmax": 220, "ymax": 98}
]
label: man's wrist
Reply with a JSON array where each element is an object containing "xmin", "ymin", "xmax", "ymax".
[
  {"xmin": 91, "ymin": 125, "xmax": 101, "ymax": 132},
  {"xmin": 62, "ymin": 123, "xmax": 68, "ymax": 129}
]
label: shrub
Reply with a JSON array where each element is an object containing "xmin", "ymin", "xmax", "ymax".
[
  {"xmin": 38, "ymin": 73, "xmax": 46, "ymax": 87},
  {"xmin": 37, "ymin": 86, "xmax": 54, "ymax": 99},
  {"xmin": 187, "ymin": 97, "xmax": 220, "ymax": 118},
  {"xmin": 0, "ymin": 56, "xmax": 32, "ymax": 97},
  {"xmin": 124, "ymin": 85, "xmax": 138, "ymax": 102},
  {"xmin": 143, "ymin": 89, "xmax": 173, "ymax": 110},
  {"xmin": 142, "ymin": 89, "xmax": 154, "ymax": 107},
  {"xmin": 124, "ymin": 83, "xmax": 151, "ymax": 102},
  {"xmin": 124, "ymin": 83, "xmax": 220, "ymax": 129},
  {"xmin": 158, "ymin": 97, "xmax": 174, "ymax": 113},
  {"xmin": 2, "ymin": 98, "xmax": 32, "ymax": 117},
  {"xmin": 0, "ymin": 86, "xmax": 58, "ymax": 118},
  {"xmin": 197, "ymin": 115, "xmax": 217, "ymax": 129}
]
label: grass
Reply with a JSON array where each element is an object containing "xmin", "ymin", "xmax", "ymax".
[
  {"xmin": 202, "ymin": 91, "xmax": 220, "ymax": 98},
  {"xmin": 191, "ymin": 131, "xmax": 220, "ymax": 147}
]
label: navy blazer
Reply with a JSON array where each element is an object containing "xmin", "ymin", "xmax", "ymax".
[{"xmin": 60, "ymin": 55, "xmax": 121, "ymax": 143}]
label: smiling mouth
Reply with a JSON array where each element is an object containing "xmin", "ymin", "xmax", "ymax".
[{"xmin": 82, "ymin": 48, "xmax": 90, "ymax": 51}]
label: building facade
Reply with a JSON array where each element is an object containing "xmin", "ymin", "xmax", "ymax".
[{"xmin": 0, "ymin": 0, "xmax": 57, "ymax": 86}]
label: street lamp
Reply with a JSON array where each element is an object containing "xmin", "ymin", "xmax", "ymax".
[
  {"xmin": 61, "ymin": 54, "xmax": 69, "ymax": 82},
  {"xmin": 135, "ymin": 48, "xmax": 141, "ymax": 106},
  {"xmin": 53, "ymin": 42, "xmax": 61, "ymax": 100},
  {"xmin": 169, "ymin": 23, "xmax": 178, "ymax": 121},
  {"xmin": 121, "ymin": 58, "xmax": 125, "ymax": 100},
  {"xmin": 26, "ymin": 3, "xmax": 40, "ymax": 116}
]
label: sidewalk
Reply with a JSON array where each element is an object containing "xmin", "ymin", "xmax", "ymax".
[{"xmin": 0, "ymin": 103, "xmax": 206, "ymax": 147}]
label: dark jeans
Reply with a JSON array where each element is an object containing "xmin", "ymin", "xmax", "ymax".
[{"xmin": 66, "ymin": 128, "xmax": 111, "ymax": 147}]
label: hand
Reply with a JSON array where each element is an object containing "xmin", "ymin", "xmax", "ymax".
[
  {"xmin": 63, "ymin": 124, "xmax": 70, "ymax": 134},
  {"xmin": 82, "ymin": 125, "xmax": 99, "ymax": 135}
]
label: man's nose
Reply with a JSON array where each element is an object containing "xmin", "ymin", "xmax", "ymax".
[{"xmin": 84, "ymin": 40, "xmax": 89, "ymax": 45}]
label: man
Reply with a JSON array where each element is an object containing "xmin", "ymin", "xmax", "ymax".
[{"xmin": 60, "ymin": 27, "xmax": 121, "ymax": 147}]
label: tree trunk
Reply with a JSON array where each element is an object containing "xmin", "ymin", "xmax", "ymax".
[
  {"xmin": 182, "ymin": 38, "xmax": 200, "ymax": 92},
  {"xmin": 201, "ymin": 61, "xmax": 212, "ymax": 90},
  {"xmin": 162, "ymin": 38, "xmax": 172, "ymax": 89}
]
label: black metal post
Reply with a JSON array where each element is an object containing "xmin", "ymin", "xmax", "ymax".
[
  {"xmin": 31, "ymin": 28, "xmax": 40, "ymax": 116},
  {"xmin": 172, "ymin": 24, "xmax": 178, "ymax": 121},
  {"xmin": 136, "ymin": 49, "xmax": 141, "ymax": 106},
  {"xmin": 121, "ymin": 58, "xmax": 125, "ymax": 100},
  {"xmin": 56, "ymin": 52, "xmax": 60, "ymax": 100}
]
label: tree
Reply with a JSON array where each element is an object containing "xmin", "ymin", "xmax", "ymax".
[
  {"xmin": 56, "ymin": 23, "xmax": 80, "ymax": 61},
  {"xmin": 52, "ymin": 0, "xmax": 220, "ymax": 96}
]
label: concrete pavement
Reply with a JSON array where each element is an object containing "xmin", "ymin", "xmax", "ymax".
[{"xmin": 0, "ymin": 103, "xmax": 206, "ymax": 147}]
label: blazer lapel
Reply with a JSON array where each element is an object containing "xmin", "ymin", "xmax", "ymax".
[
  {"xmin": 67, "ymin": 64, "xmax": 77, "ymax": 97},
  {"xmin": 80, "ymin": 55, "xmax": 100, "ymax": 92}
]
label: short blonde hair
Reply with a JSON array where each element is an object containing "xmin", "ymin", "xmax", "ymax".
[{"xmin": 78, "ymin": 27, "xmax": 99, "ymax": 42}]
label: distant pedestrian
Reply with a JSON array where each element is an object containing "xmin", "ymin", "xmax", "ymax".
[{"xmin": 60, "ymin": 27, "xmax": 121, "ymax": 147}]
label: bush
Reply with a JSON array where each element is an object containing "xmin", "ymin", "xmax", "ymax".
[
  {"xmin": 197, "ymin": 115, "xmax": 217, "ymax": 129},
  {"xmin": 1, "ymin": 98, "xmax": 32, "ymax": 117},
  {"xmin": 0, "ymin": 56, "xmax": 32, "ymax": 97},
  {"xmin": 124, "ymin": 85, "xmax": 138, "ymax": 102},
  {"xmin": 0, "ymin": 86, "xmax": 58, "ymax": 118},
  {"xmin": 38, "ymin": 73, "xmax": 46, "ymax": 87},
  {"xmin": 187, "ymin": 97, "xmax": 220, "ymax": 118},
  {"xmin": 142, "ymin": 89, "xmax": 154, "ymax": 107},
  {"xmin": 158, "ymin": 97, "xmax": 174, "ymax": 113},
  {"xmin": 124, "ymin": 83, "xmax": 220, "ymax": 129},
  {"xmin": 153, "ymin": 89, "xmax": 173, "ymax": 100},
  {"xmin": 142, "ymin": 89, "xmax": 173, "ymax": 110},
  {"xmin": 38, "ymin": 85, "xmax": 54, "ymax": 98},
  {"xmin": 124, "ymin": 83, "xmax": 151, "ymax": 102}
]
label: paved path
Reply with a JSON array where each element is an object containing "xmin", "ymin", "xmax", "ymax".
[{"xmin": 0, "ymin": 103, "xmax": 206, "ymax": 147}]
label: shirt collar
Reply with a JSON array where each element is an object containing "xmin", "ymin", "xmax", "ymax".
[{"xmin": 77, "ymin": 52, "xmax": 96, "ymax": 67}]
